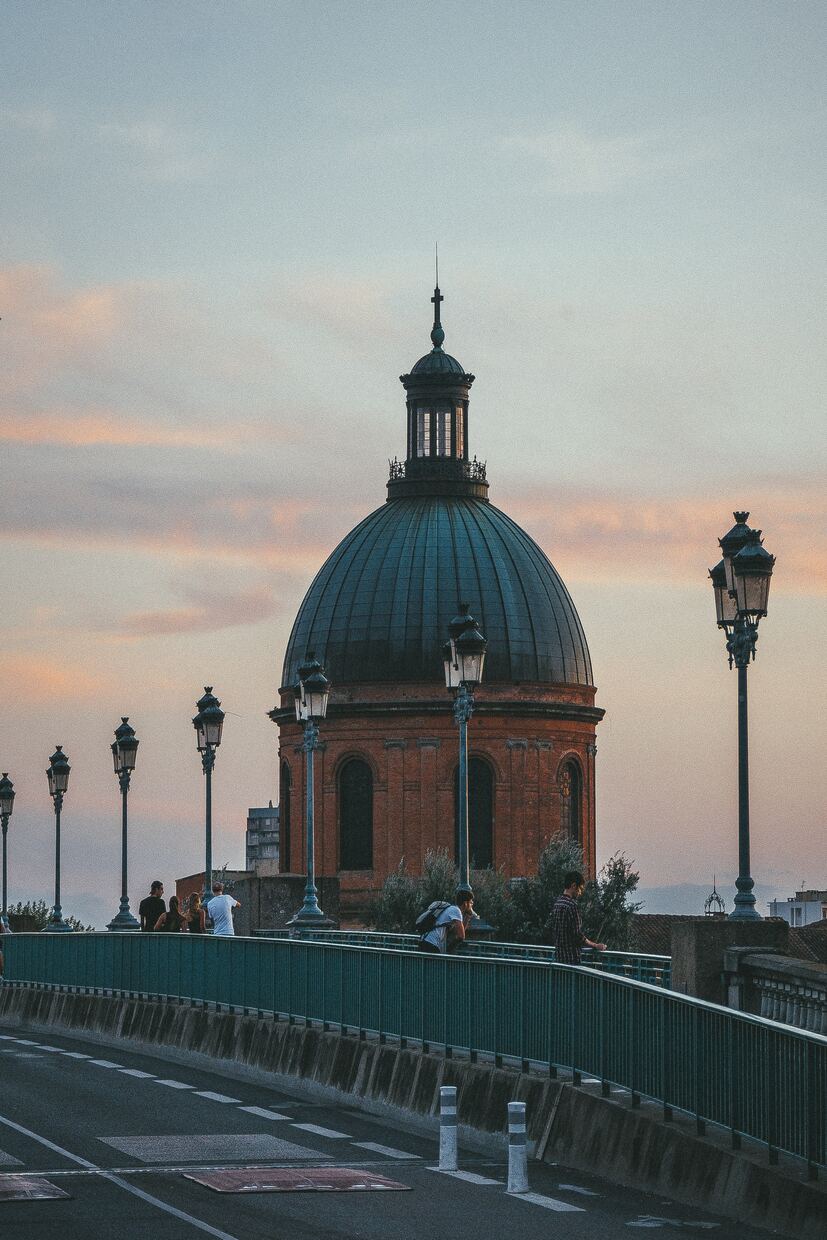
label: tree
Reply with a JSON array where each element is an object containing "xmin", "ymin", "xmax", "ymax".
[
  {"xmin": 367, "ymin": 836, "xmax": 641, "ymax": 949},
  {"xmin": 7, "ymin": 899, "xmax": 94, "ymax": 933}
]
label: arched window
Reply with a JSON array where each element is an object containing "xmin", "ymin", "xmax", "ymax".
[
  {"xmin": 339, "ymin": 759, "xmax": 373, "ymax": 870},
  {"xmin": 559, "ymin": 759, "xmax": 582, "ymax": 845},
  {"xmin": 455, "ymin": 757, "xmax": 494, "ymax": 869},
  {"xmin": 280, "ymin": 762, "xmax": 291, "ymax": 872}
]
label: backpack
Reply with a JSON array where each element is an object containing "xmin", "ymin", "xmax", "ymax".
[{"xmin": 415, "ymin": 901, "xmax": 452, "ymax": 936}]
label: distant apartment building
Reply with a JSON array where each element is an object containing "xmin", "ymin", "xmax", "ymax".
[
  {"xmin": 246, "ymin": 802, "xmax": 279, "ymax": 871},
  {"xmin": 769, "ymin": 889, "xmax": 827, "ymax": 927}
]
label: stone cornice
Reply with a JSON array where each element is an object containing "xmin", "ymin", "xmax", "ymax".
[{"xmin": 269, "ymin": 699, "xmax": 604, "ymax": 727}]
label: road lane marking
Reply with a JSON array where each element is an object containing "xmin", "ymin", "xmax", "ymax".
[
  {"xmin": 290, "ymin": 1123, "xmax": 350, "ymax": 1139},
  {"xmin": 428, "ymin": 1168, "xmax": 501, "ymax": 1185},
  {"xmin": 118, "ymin": 1068, "xmax": 155, "ymax": 1078},
  {"xmin": 195, "ymin": 1092, "xmax": 241, "ymax": 1104},
  {"xmin": 89, "ymin": 1060, "xmax": 122, "ymax": 1068},
  {"xmin": 238, "ymin": 1106, "xmax": 290, "ymax": 1121},
  {"xmin": 0, "ymin": 1110, "xmax": 241, "ymax": 1240},
  {"xmin": 515, "ymin": 1190, "xmax": 585, "ymax": 1212},
  {"xmin": 155, "ymin": 1079, "xmax": 194, "ymax": 1090},
  {"xmin": 14, "ymin": 1039, "xmax": 41, "ymax": 1046},
  {"xmin": 559, "ymin": 1182, "xmax": 600, "ymax": 1196},
  {"xmin": 352, "ymin": 1141, "xmax": 418, "ymax": 1160},
  {"xmin": 60, "ymin": 1052, "xmax": 91, "ymax": 1059}
]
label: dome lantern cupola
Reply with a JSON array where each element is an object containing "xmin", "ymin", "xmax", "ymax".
[{"xmin": 390, "ymin": 285, "xmax": 487, "ymax": 500}]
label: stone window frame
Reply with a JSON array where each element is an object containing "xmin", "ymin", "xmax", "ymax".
[
  {"xmin": 335, "ymin": 751, "xmax": 377, "ymax": 873},
  {"xmin": 556, "ymin": 753, "xmax": 584, "ymax": 846}
]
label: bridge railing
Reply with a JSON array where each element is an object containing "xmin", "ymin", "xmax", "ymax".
[
  {"xmin": 254, "ymin": 929, "xmax": 672, "ymax": 988},
  {"xmin": 4, "ymin": 932, "xmax": 824, "ymax": 1175}
]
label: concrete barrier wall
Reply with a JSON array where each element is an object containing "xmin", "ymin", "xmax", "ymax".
[{"xmin": 1, "ymin": 983, "xmax": 824, "ymax": 1239}]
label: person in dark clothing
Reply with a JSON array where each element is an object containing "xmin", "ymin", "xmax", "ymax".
[
  {"xmin": 155, "ymin": 895, "xmax": 185, "ymax": 932},
  {"xmin": 138, "ymin": 881, "xmax": 165, "ymax": 932},
  {"xmin": 186, "ymin": 892, "xmax": 206, "ymax": 934},
  {"xmin": 547, "ymin": 871, "xmax": 605, "ymax": 964}
]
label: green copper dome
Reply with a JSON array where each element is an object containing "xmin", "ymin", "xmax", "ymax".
[
  {"xmin": 281, "ymin": 284, "xmax": 595, "ymax": 692},
  {"xmin": 282, "ymin": 494, "xmax": 593, "ymax": 689}
]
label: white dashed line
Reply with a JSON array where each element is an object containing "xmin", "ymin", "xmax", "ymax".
[
  {"xmin": 428, "ymin": 1168, "xmax": 501, "ymax": 1185},
  {"xmin": 514, "ymin": 1191, "xmax": 585, "ymax": 1213},
  {"xmin": 118, "ymin": 1069, "xmax": 155, "ymax": 1079},
  {"xmin": 60, "ymin": 1052, "xmax": 91, "ymax": 1059},
  {"xmin": 155, "ymin": 1080, "xmax": 194, "ymax": 1090},
  {"xmin": 238, "ymin": 1106, "xmax": 290, "ymax": 1121},
  {"xmin": 291, "ymin": 1123, "xmax": 350, "ymax": 1139},
  {"xmin": 89, "ymin": 1060, "xmax": 121, "ymax": 1069},
  {"xmin": 559, "ymin": 1183, "xmax": 599, "ymax": 1196},
  {"xmin": 352, "ymin": 1141, "xmax": 418, "ymax": 1160},
  {"xmin": 34, "ymin": 1046, "xmax": 64, "ymax": 1053},
  {"xmin": 194, "ymin": 1092, "xmax": 241, "ymax": 1104},
  {"xmin": 15, "ymin": 1040, "xmax": 41, "ymax": 1046}
]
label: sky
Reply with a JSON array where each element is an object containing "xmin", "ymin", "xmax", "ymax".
[{"xmin": 1, "ymin": 1, "xmax": 824, "ymax": 929}]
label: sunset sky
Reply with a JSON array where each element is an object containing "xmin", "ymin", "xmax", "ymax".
[{"xmin": 1, "ymin": 1, "xmax": 824, "ymax": 928}]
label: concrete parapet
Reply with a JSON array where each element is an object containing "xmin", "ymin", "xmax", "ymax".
[
  {"xmin": 0, "ymin": 983, "xmax": 824, "ymax": 1239},
  {"xmin": 671, "ymin": 917, "xmax": 789, "ymax": 1003}
]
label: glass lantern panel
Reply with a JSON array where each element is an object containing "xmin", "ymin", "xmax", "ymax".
[
  {"xmin": 455, "ymin": 406, "xmax": 464, "ymax": 458},
  {"xmin": 416, "ymin": 407, "xmax": 431, "ymax": 457},
  {"xmin": 435, "ymin": 405, "xmax": 451, "ymax": 457}
]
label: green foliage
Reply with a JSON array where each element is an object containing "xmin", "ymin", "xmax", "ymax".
[
  {"xmin": 367, "ymin": 836, "xmax": 641, "ymax": 949},
  {"xmin": 7, "ymin": 899, "xmax": 94, "ymax": 933}
]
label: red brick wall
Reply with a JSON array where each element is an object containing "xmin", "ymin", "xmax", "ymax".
[{"xmin": 276, "ymin": 680, "xmax": 600, "ymax": 910}]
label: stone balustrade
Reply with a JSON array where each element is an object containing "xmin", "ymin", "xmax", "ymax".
[{"xmin": 723, "ymin": 948, "xmax": 827, "ymax": 1034}]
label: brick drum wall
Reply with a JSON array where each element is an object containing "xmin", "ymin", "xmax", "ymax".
[{"xmin": 276, "ymin": 679, "xmax": 600, "ymax": 915}]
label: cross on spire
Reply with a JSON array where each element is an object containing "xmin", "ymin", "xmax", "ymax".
[{"xmin": 430, "ymin": 285, "xmax": 444, "ymax": 348}]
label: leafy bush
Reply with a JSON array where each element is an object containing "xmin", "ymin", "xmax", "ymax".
[
  {"xmin": 367, "ymin": 836, "xmax": 640, "ymax": 949},
  {"xmin": 7, "ymin": 899, "xmax": 94, "ymax": 933}
]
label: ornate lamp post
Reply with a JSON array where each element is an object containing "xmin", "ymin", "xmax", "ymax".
[
  {"xmin": 193, "ymin": 687, "xmax": 225, "ymax": 899},
  {"xmin": 443, "ymin": 603, "xmax": 488, "ymax": 899},
  {"xmin": 0, "ymin": 773, "xmax": 14, "ymax": 928},
  {"xmin": 288, "ymin": 653, "xmax": 335, "ymax": 927},
  {"xmin": 107, "ymin": 717, "xmax": 140, "ymax": 931},
  {"xmin": 44, "ymin": 746, "xmax": 72, "ymax": 932},
  {"xmin": 710, "ymin": 512, "xmax": 775, "ymax": 921}
]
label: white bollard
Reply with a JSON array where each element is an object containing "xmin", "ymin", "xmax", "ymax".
[
  {"xmin": 439, "ymin": 1085, "xmax": 458, "ymax": 1171},
  {"xmin": 507, "ymin": 1100, "xmax": 529, "ymax": 1194}
]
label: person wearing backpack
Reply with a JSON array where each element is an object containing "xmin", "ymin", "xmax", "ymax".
[{"xmin": 416, "ymin": 890, "xmax": 475, "ymax": 954}]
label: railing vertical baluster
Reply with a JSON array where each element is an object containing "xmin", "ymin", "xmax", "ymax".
[
  {"xmin": 766, "ymin": 1026, "xmax": 779, "ymax": 1165},
  {"xmin": 662, "ymin": 999, "xmax": 673, "ymax": 1122},
  {"xmin": 806, "ymin": 1040, "xmax": 818, "ymax": 1180},
  {"xmin": 694, "ymin": 1005, "xmax": 706, "ymax": 1136},
  {"xmin": 729, "ymin": 1018, "xmax": 741, "ymax": 1149}
]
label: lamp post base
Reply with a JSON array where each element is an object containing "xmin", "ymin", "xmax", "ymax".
[
  {"xmin": 107, "ymin": 900, "xmax": 140, "ymax": 932},
  {"xmin": 42, "ymin": 917, "xmax": 73, "ymax": 933},
  {"xmin": 287, "ymin": 906, "xmax": 338, "ymax": 931}
]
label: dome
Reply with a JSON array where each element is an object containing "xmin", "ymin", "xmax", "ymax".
[
  {"xmin": 282, "ymin": 494, "xmax": 593, "ymax": 689},
  {"xmin": 410, "ymin": 348, "xmax": 467, "ymax": 376}
]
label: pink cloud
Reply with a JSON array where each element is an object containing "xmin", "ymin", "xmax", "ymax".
[
  {"xmin": 0, "ymin": 654, "xmax": 113, "ymax": 704},
  {"xmin": 116, "ymin": 585, "xmax": 278, "ymax": 637}
]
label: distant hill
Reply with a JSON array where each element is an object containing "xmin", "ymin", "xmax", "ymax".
[{"xmin": 636, "ymin": 882, "xmax": 779, "ymax": 917}]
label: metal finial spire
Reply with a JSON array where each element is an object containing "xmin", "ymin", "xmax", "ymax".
[{"xmin": 430, "ymin": 245, "xmax": 444, "ymax": 349}]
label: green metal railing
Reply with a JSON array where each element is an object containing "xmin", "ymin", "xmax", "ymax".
[
  {"xmin": 254, "ymin": 928, "xmax": 672, "ymax": 988},
  {"xmin": 4, "ymin": 932, "xmax": 824, "ymax": 1175}
]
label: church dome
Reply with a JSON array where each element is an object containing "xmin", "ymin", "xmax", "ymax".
[
  {"xmin": 282, "ymin": 493, "xmax": 593, "ymax": 689},
  {"xmin": 410, "ymin": 348, "xmax": 467, "ymax": 376},
  {"xmin": 281, "ymin": 283, "xmax": 594, "ymax": 692}
]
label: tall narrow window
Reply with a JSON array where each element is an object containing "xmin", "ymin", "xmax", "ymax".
[
  {"xmin": 455, "ymin": 405, "xmax": 464, "ymax": 458},
  {"xmin": 339, "ymin": 759, "xmax": 373, "ymax": 870},
  {"xmin": 416, "ymin": 407, "xmax": 431, "ymax": 457},
  {"xmin": 435, "ymin": 404, "xmax": 451, "ymax": 456},
  {"xmin": 454, "ymin": 757, "xmax": 494, "ymax": 869},
  {"xmin": 280, "ymin": 761, "xmax": 291, "ymax": 873},
  {"xmin": 559, "ymin": 760, "xmax": 582, "ymax": 844}
]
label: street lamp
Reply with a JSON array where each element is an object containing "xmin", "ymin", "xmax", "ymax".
[
  {"xmin": 107, "ymin": 717, "xmax": 140, "ymax": 931},
  {"xmin": 44, "ymin": 745, "xmax": 72, "ymax": 932},
  {"xmin": 0, "ymin": 773, "xmax": 14, "ymax": 928},
  {"xmin": 443, "ymin": 603, "xmax": 488, "ymax": 899},
  {"xmin": 288, "ymin": 653, "xmax": 335, "ymax": 926},
  {"xmin": 193, "ymin": 687, "xmax": 224, "ymax": 899},
  {"xmin": 710, "ymin": 512, "xmax": 775, "ymax": 921}
]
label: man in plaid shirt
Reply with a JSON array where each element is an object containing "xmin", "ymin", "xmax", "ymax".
[{"xmin": 548, "ymin": 871, "xmax": 606, "ymax": 964}]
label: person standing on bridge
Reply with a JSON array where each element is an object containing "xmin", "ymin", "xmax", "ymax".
[
  {"xmin": 138, "ymin": 881, "xmax": 166, "ymax": 932},
  {"xmin": 206, "ymin": 882, "xmax": 240, "ymax": 936},
  {"xmin": 547, "ymin": 871, "xmax": 606, "ymax": 964}
]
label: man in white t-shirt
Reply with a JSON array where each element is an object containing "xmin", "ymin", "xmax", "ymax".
[
  {"xmin": 420, "ymin": 890, "xmax": 475, "ymax": 954},
  {"xmin": 206, "ymin": 882, "xmax": 240, "ymax": 936}
]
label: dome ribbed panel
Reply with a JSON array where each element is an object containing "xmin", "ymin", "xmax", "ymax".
[{"xmin": 281, "ymin": 496, "xmax": 593, "ymax": 689}]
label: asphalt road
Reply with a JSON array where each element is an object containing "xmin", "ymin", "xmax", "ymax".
[{"xmin": 0, "ymin": 1019, "xmax": 774, "ymax": 1240}]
